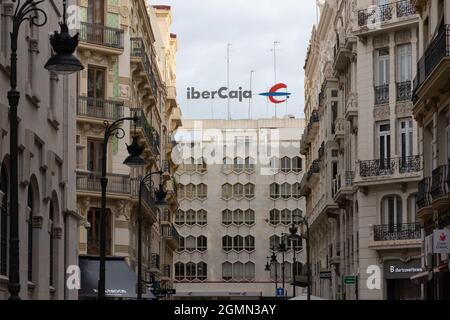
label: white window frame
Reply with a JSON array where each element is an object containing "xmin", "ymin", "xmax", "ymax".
[
  {"xmin": 399, "ymin": 118, "xmax": 413, "ymax": 158},
  {"xmin": 376, "ymin": 48, "xmax": 390, "ymax": 86},
  {"xmin": 397, "ymin": 43, "xmax": 412, "ymax": 82}
]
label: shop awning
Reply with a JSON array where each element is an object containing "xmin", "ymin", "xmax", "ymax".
[{"xmin": 79, "ymin": 256, "xmax": 157, "ymax": 300}]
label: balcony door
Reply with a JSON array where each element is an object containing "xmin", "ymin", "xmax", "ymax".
[
  {"xmin": 399, "ymin": 119, "xmax": 413, "ymax": 159},
  {"xmin": 87, "ymin": 66, "xmax": 106, "ymax": 116},
  {"xmin": 378, "ymin": 123, "xmax": 391, "ymax": 170},
  {"xmin": 382, "ymin": 195, "xmax": 402, "ymax": 227},
  {"xmin": 87, "ymin": 208, "xmax": 111, "ymax": 256},
  {"xmin": 376, "ymin": 49, "xmax": 390, "ymax": 86},
  {"xmin": 87, "ymin": 139, "xmax": 104, "ymax": 173},
  {"xmin": 87, "ymin": 0, "xmax": 104, "ymax": 40}
]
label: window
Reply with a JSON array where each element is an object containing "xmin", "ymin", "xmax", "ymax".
[
  {"xmin": 222, "ymin": 262, "xmax": 232, "ymax": 281},
  {"xmin": 186, "ymin": 262, "xmax": 196, "ymax": 281},
  {"xmin": 197, "ymin": 262, "xmax": 207, "ymax": 281},
  {"xmin": 186, "ymin": 210, "xmax": 196, "ymax": 226},
  {"xmin": 244, "ymin": 262, "xmax": 255, "ymax": 281},
  {"xmin": 378, "ymin": 123, "xmax": 391, "ymax": 163},
  {"xmin": 407, "ymin": 194, "xmax": 417, "ymax": 223},
  {"xmin": 270, "ymin": 235, "xmax": 280, "ymax": 251},
  {"xmin": 197, "ymin": 184, "xmax": 207, "ymax": 199},
  {"xmin": 281, "ymin": 183, "xmax": 291, "ymax": 199},
  {"xmin": 87, "ymin": 0, "xmax": 105, "ymax": 25},
  {"xmin": 0, "ymin": 165, "xmax": 8, "ymax": 276},
  {"xmin": 399, "ymin": 119, "xmax": 413, "ymax": 159},
  {"xmin": 270, "ymin": 157, "xmax": 280, "ymax": 172},
  {"xmin": 281, "ymin": 157, "xmax": 291, "ymax": 173},
  {"xmin": 245, "ymin": 236, "xmax": 255, "ymax": 252},
  {"xmin": 222, "ymin": 184, "xmax": 232, "ymax": 200},
  {"xmin": 175, "ymin": 210, "xmax": 185, "ymax": 226},
  {"xmin": 244, "ymin": 157, "xmax": 255, "ymax": 172},
  {"xmin": 223, "ymin": 236, "xmax": 233, "ymax": 252},
  {"xmin": 244, "ymin": 209, "xmax": 255, "ymax": 225},
  {"xmin": 197, "ymin": 210, "xmax": 207, "ymax": 226},
  {"xmin": 222, "ymin": 209, "xmax": 232, "ymax": 226},
  {"xmin": 397, "ymin": 44, "xmax": 412, "ymax": 82},
  {"xmin": 175, "ymin": 262, "xmax": 185, "ymax": 281},
  {"xmin": 223, "ymin": 157, "xmax": 233, "ymax": 171},
  {"xmin": 382, "ymin": 195, "xmax": 402, "ymax": 225},
  {"xmin": 270, "ymin": 183, "xmax": 280, "ymax": 199},
  {"xmin": 233, "ymin": 262, "xmax": 244, "ymax": 281},
  {"xmin": 233, "ymin": 236, "xmax": 244, "ymax": 252},
  {"xmin": 244, "ymin": 183, "xmax": 255, "ymax": 198},
  {"xmin": 281, "ymin": 209, "xmax": 291, "ymax": 225},
  {"xmin": 87, "ymin": 66, "xmax": 106, "ymax": 100},
  {"xmin": 177, "ymin": 237, "xmax": 185, "ymax": 252},
  {"xmin": 270, "ymin": 209, "xmax": 280, "ymax": 225},
  {"xmin": 197, "ymin": 157, "xmax": 207, "ymax": 173},
  {"xmin": 186, "ymin": 184, "xmax": 195, "ymax": 200},
  {"xmin": 376, "ymin": 48, "xmax": 390, "ymax": 85},
  {"xmin": 292, "ymin": 157, "xmax": 303, "ymax": 172},
  {"xmin": 292, "ymin": 183, "xmax": 301, "ymax": 199},
  {"xmin": 87, "ymin": 139, "xmax": 104, "ymax": 172},
  {"xmin": 197, "ymin": 236, "xmax": 207, "ymax": 252},
  {"xmin": 234, "ymin": 157, "xmax": 244, "ymax": 173},
  {"xmin": 233, "ymin": 183, "xmax": 244, "ymax": 199},
  {"xmin": 292, "ymin": 209, "xmax": 303, "ymax": 224},
  {"xmin": 233, "ymin": 209, "xmax": 244, "ymax": 225},
  {"xmin": 87, "ymin": 208, "xmax": 111, "ymax": 256},
  {"xmin": 185, "ymin": 236, "xmax": 196, "ymax": 252},
  {"xmin": 177, "ymin": 184, "xmax": 185, "ymax": 199}
]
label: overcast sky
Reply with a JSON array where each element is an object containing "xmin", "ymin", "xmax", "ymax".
[{"xmin": 156, "ymin": 0, "xmax": 317, "ymax": 120}]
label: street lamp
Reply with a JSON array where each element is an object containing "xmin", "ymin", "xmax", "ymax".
[
  {"xmin": 135, "ymin": 170, "xmax": 167, "ymax": 300},
  {"xmin": 7, "ymin": 0, "xmax": 83, "ymax": 300},
  {"xmin": 278, "ymin": 236, "xmax": 287, "ymax": 299},
  {"xmin": 97, "ymin": 116, "xmax": 144, "ymax": 300},
  {"xmin": 287, "ymin": 214, "xmax": 311, "ymax": 301},
  {"xmin": 264, "ymin": 256, "xmax": 271, "ymax": 272},
  {"xmin": 270, "ymin": 252, "xmax": 278, "ymax": 298}
]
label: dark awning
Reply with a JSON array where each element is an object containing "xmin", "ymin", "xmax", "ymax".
[{"xmin": 79, "ymin": 256, "xmax": 157, "ymax": 300}]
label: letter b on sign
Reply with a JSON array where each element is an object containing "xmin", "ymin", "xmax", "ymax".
[{"xmin": 366, "ymin": 265, "xmax": 381, "ymax": 290}]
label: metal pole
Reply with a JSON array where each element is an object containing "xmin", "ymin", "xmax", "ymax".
[
  {"xmin": 282, "ymin": 250, "xmax": 285, "ymax": 298},
  {"xmin": 137, "ymin": 181, "xmax": 143, "ymax": 300},
  {"xmin": 292, "ymin": 249, "xmax": 296, "ymax": 298},
  {"xmin": 275, "ymin": 258, "xmax": 278, "ymax": 297},
  {"xmin": 306, "ymin": 221, "xmax": 311, "ymax": 301}
]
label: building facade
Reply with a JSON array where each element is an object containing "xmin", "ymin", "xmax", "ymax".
[
  {"xmin": 75, "ymin": 1, "xmax": 182, "ymax": 299},
  {"xmin": 301, "ymin": 0, "xmax": 423, "ymax": 300},
  {"xmin": 173, "ymin": 118, "xmax": 306, "ymax": 300},
  {"xmin": 412, "ymin": 0, "xmax": 450, "ymax": 300},
  {"xmin": 0, "ymin": 0, "xmax": 80, "ymax": 299}
]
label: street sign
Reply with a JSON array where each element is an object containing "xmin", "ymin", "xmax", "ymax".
[
  {"xmin": 153, "ymin": 288, "xmax": 176, "ymax": 295},
  {"xmin": 320, "ymin": 271, "xmax": 332, "ymax": 279},
  {"xmin": 276, "ymin": 288, "xmax": 284, "ymax": 297},
  {"xmin": 433, "ymin": 229, "xmax": 450, "ymax": 254},
  {"xmin": 343, "ymin": 275, "xmax": 356, "ymax": 285}
]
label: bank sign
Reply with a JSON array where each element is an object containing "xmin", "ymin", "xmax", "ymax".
[
  {"xmin": 433, "ymin": 229, "xmax": 450, "ymax": 254},
  {"xmin": 186, "ymin": 83, "xmax": 292, "ymax": 104}
]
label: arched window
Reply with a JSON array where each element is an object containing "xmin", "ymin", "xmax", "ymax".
[
  {"xmin": 233, "ymin": 183, "xmax": 244, "ymax": 199},
  {"xmin": 27, "ymin": 186, "xmax": 34, "ymax": 282},
  {"xmin": 49, "ymin": 201, "xmax": 55, "ymax": 287},
  {"xmin": 292, "ymin": 157, "xmax": 303, "ymax": 172},
  {"xmin": 381, "ymin": 195, "xmax": 402, "ymax": 225},
  {"xmin": 244, "ymin": 236, "xmax": 255, "ymax": 252},
  {"xmin": 244, "ymin": 183, "xmax": 255, "ymax": 198},
  {"xmin": 222, "ymin": 209, "xmax": 232, "ymax": 225},
  {"xmin": 281, "ymin": 209, "xmax": 291, "ymax": 225},
  {"xmin": 186, "ymin": 210, "xmax": 196, "ymax": 226},
  {"xmin": 0, "ymin": 165, "xmax": 8, "ymax": 276},
  {"xmin": 233, "ymin": 236, "xmax": 244, "ymax": 252}
]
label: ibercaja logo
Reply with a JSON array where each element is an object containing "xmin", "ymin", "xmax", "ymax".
[{"xmin": 186, "ymin": 83, "xmax": 291, "ymax": 103}]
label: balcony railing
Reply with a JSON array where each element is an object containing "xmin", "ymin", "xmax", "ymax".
[
  {"xmin": 306, "ymin": 159, "xmax": 320, "ymax": 180},
  {"xmin": 358, "ymin": 0, "xmax": 416, "ymax": 27},
  {"xmin": 76, "ymin": 172, "xmax": 131, "ymax": 194},
  {"xmin": 414, "ymin": 24, "xmax": 450, "ymax": 94},
  {"xmin": 333, "ymin": 171, "xmax": 354, "ymax": 197},
  {"xmin": 79, "ymin": 22, "xmax": 124, "ymax": 49},
  {"xmin": 359, "ymin": 156, "xmax": 421, "ymax": 178},
  {"xmin": 431, "ymin": 164, "xmax": 448, "ymax": 199},
  {"xmin": 130, "ymin": 37, "xmax": 158, "ymax": 95},
  {"xmin": 417, "ymin": 177, "xmax": 432, "ymax": 209},
  {"xmin": 375, "ymin": 84, "xmax": 389, "ymax": 105},
  {"xmin": 130, "ymin": 108, "xmax": 161, "ymax": 154},
  {"xmin": 373, "ymin": 223, "xmax": 421, "ymax": 241},
  {"xmin": 396, "ymin": 81, "xmax": 412, "ymax": 102},
  {"xmin": 77, "ymin": 96, "xmax": 124, "ymax": 120}
]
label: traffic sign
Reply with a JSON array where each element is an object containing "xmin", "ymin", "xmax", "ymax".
[
  {"xmin": 343, "ymin": 275, "xmax": 357, "ymax": 285},
  {"xmin": 276, "ymin": 287, "xmax": 285, "ymax": 297}
]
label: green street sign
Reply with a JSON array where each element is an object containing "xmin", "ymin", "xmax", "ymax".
[
  {"xmin": 154, "ymin": 288, "xmax": 176, "ymax": 295},
  {"xmin": 343, "ymin": 275, "xmax": 357, "ymax": 285}
]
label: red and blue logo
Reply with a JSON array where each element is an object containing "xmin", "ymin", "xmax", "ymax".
[{"xmin": 259, "ymin": 83, "xmax": 291, "ymax": 104}]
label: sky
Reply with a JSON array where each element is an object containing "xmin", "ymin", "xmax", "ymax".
[{"xmin": 155, "ymin": 0, "xmax": 318, "ymax": 120}]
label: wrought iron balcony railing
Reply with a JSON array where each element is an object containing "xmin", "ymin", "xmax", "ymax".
[
  {"xmin": 360, "ymin": 158, "xmax": 396, "ymax": 177},
  {"xmin": 130, "ymin": 108, "xmax": 161, "ymax": 154},
  {"xmin": 417, "ymin": 177, "xmax": 432, "ymax": 209},
  {"xmin": 399, "ymin": 155, "xmax": 421, "ymax": 173},
  {"xmin": 396, "ymin": 81, "xmax": 412, "ymax": 102},
  {"xmin": 358, "ymin": 0, "xmax": 416, "ymax": 27},
  {"xmin": 414, "ymin": 24, "xmax": 450, "ymax": 94},
  {"xmin": 79, "ymin": 22, "xmax": 124, "ymax": 49},
  {"xmin": 431, "ymin": 164, "xmax": 448, "ymax": 199},
  {"xmin": 306, "ymin": 159, "xmax": 320, "ymax": 180},
  {"xmin": 375, "ymin": 84, "xmax": 389, "ymax": 105},
  {"xmin": 130, "ymin": 37, "xmax": 158, "ymax": 95},
  {"xmin": 77, "ymin": 96, "xmax": 124, "ymax": 120},
  {"xmin": 373, "ymin": 223, "xmax": 421, "ymax": 241},
  {"xmin": 76, "ymin": 172, "xmax": 131, "ymax": 194}
]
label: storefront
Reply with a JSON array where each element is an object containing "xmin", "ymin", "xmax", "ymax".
[{"xmin": 384, "ymin": 259, "xmax": 422, "ymax": 300}]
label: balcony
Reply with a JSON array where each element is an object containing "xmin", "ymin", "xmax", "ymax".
[
  {"xmin": 318, "ymin": 142, "xmax": 325, "ymax": 160},
  {"xmin": 413, "ymin": 25, "xmax": 450, "ymax": 106},
  {"xmin": 150, "ymin": 253, "xmax": 160, "ymax": 273},
  {"xmin": 332, "ymin": 171, "xmax": 354, "ymax": 203},
  {"xmin": 357, "ymin": 1, "xmax": 417, "ymax": 31},
  {"xmin": 359, "ymin": 156, "xmax": 421, "ymax": 180},
  {"xmin": 79, "ymin": 22, "xmax": 124, "ymax": 52},
  {"xmin": 370, "ymin": 223, "xmax": 421, "ymax": 249},
  {"xmin": 302, "ymin": 110, "xmax": 320, "ymax": 144},
  {"xmin": 306, "ymin": 159, "xmax": 320, "ymax": 182},
  {"xmin": 396, "ymin": 81, "xmax": 412, "ymax": 102},
  {"xmin": 417, "ymin": 177, "xmax": 432, "ymax": 218},
  {"xmin": 131, "ymin": 108, "xmax": 160, "ymax": 156},
  {"xmin": 130, "ymin": 38, "xmax": 158, "ymax": 97},
  {"xmin": 76, "ymin": 172, "xmax": 131, "ymax": 195},
  {"xmin": 163, "ymin": 226, "xmax": 180, "ymax": 251},
  {"xmin": 77, "ymin": 96, "xmax": 124, "ymax": 122},
  {"xmin": 430, "ymin": 162, "xmax": 450, "ymax": 210},
  {"xmin": 375, "ymin": 84, "xmax": 389, "ymax": 105}
]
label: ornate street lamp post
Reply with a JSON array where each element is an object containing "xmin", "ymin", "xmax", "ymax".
[
  {"xmin": 7, "ymin": 0, "xmax": 83, "ymax": 300},
  {"xmin": 270, "ymin": 252, "xmax": 278, "ymax": 298}
]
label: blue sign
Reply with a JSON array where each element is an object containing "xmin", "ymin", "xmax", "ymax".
[{"xmin": 276, "ymin": 288, "xmax": 285, "ymax": 297}]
